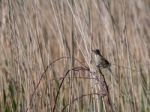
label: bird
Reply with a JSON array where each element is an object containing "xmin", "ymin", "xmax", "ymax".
[{"xmin": 92, "ymin": 49, "xmax": 112, "ymax": 72}]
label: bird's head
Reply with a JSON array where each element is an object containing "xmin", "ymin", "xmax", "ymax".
[{"xmin": 92, "ymin": 49, "xmax": 101, "ymax": 55}]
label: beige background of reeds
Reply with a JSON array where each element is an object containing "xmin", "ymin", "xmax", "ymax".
[{"xmin": 0, "ymin": 0, "xmax": 150, "ymax": 112}]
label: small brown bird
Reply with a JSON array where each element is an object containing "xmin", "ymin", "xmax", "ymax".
[{"xmin": 92, "ymin": 49, "xmax": 112, "ymax": 72}]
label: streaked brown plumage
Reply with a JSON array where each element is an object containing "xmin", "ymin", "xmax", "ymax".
[{"xmin": 92, "ymin": 49, "xmax": 111, "ymax": 72}]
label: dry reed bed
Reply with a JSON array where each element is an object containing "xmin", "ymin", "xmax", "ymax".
[{"xmin": 0, "ymin": 0, "xmax": 150, "ymax": 112}]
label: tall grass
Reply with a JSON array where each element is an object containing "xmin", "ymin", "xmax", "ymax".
[{"xmin": 0, "ymin": 0, "xmax": 150, "ymax": 112}]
